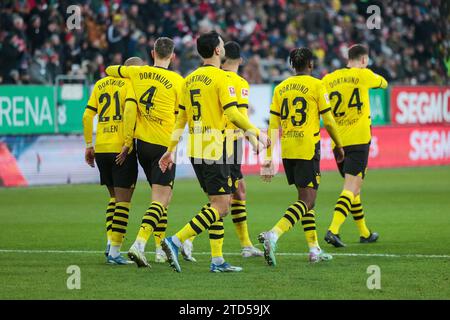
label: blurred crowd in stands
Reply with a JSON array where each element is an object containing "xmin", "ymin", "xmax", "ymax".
[{"xmin": 0, "ymin": 0, "xmax": 448, "ymax": 85}]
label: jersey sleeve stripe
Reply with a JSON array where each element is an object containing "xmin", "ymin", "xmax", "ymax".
[
  {"xmin": 86, "ymin": 105, "xmax": 97, "ymax": 112},
  {"xmin": 125, "ymin": 98, "xmax": 137, "ymax": 104},
  {"xmin": 237, "ymin": 103, "xmax": 249, "ymax": 109},
  {"xmin": 179, "ymin": 105, "xmax": 186, "ymax": 110},
  {"xmin": 223, "ymin": 102, "xmax": 237, "ymax": 110},
  {"xmin": 319, "ymin": 107, "xmax": 331, "ymax": 114},
  {"xmin": 270, "ymin": 110, "xmax": 280, "ymax": 116},
  {"xmin": 118, "ymin": 66, "xmax": 124, "ymax": 78}
]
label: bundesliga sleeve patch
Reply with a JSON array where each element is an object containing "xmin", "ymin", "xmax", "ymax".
[
  {"xmin": 324, "ymin": 93, "xmax": 330, "ymax": 104},
  {"xmin": 228, "ymin": 86, "xmax": 236, "ymax": 97},
  {"xmin": 241, "ymin": 88, "xmax": 249, "ymax": 98}
]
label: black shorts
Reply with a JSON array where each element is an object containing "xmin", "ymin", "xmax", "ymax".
[
  {"xmin": 227, "ymin": 139, "xmax": 244, "ymax": 192},
  {"xmin": 282, "ymin": 143, "xmax": 321, "ymax": 190},
  {"xmin": 137, "ymin": 139, "xmax": 175, "ymax": 188},
  {"xmin": 334, "ymin": 143, "xmax": 370, "ymax": 179},
  {"xmin": 190, "ymin": 158, "xmax": 232, "ymax": 196},
  {"xmin": 95, "ymin": 149, "xmax": 138, "ymax": 188}
]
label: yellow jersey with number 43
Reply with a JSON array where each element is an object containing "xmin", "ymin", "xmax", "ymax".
[
  {"xmin": 270, "ymin": 75, "xmax": 331, "ymax": 160},
  {"xmin": 84, "ymin": 76, "xmax": 134, "ymax": 153},
  {"xmin": 106, "ymin": 65, "xmax": 184, "ymax": 147},
  {"xmin": 322, "ymin": 67, "xmax": 388, "ymax": 147}
]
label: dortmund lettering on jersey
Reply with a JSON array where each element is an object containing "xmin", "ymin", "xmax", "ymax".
[
  {"xmin": 181, "ymin": 65, "xmax": 238, "ymax": 160},
  {"xmin": 322, "ymin": 67, "xmax": 388, "ymax": 146},
  {"xmin": 270, "ymin": 75, "xmax": 331, "ymax": 160},
  {"xmin": 85, "ymin": 76, "xmax": 135, "ymax": 153},
  {"xmin": 109, "ymin": 65, "xmax": 184, "ymax": 147}
]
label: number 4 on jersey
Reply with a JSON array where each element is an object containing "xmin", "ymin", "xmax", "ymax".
[{"xmin": 140, "ymin": 86, "xmax": 157, "ymax": 113}]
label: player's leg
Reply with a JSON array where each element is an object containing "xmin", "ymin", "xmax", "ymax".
[
  {"xmin": 128, "ymin": 141, "xmax": 173, "ymax": 267},
  {"xmin": 105, "ymin": 186, "xmax": 115, "ymax": 257},
  {"xmin": 161, "ymin": 159, "xmax": 238, "ymax": 272},
  {"xmin": 231, "ymin": 179, "xmax": 263, "ymax": 257},
  {"xmin": 107, "ymin": 149, "xmax": 138, "ymax": 265},
  {"xmin": 94, "ymin": 153, "xmax": 116, "ymax": 260},
  {"xmin": 153, "ymin": 190, "xmax": 171, "ymax": 263}
]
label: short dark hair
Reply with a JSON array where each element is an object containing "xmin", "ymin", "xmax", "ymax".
[
  {"xmin": 224, "ymin": 41, "xmax": 241, "ymax": 60},
  {"xmin": 196, "ymin": 31, "xmax": 221, "ymax": 59},
  {"xmin": 154, "ymin": 37, "xmax": 174, "ymax": 59},
  {"xmin": 348, "ymin": 44, "xmax": 368, "ymax": 60},
  {"xmin": 289, "ymin": 47, "xmax": 313, "ymax": 72}
]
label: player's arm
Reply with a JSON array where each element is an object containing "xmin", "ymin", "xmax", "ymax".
[
  {"xmin": 219, "ymin": 79, "xmax": 269, "ymax": 147},
  {"xmin": 116, "ymin": 83, "xmax": 138, "ymax": 165},
  {"xmin": 261, "ymin": 92, "xmax": 280, "ymax": 182},
  {"xmin": 159, "ymin": 104, "xmax": 187, "ymax": 173},
  {"xmin": 318, "ymin": 84, "xmax": 344, "ymax": 162},
  {"xmin": 364, "ymin": 69, "xmax": 388, "ymax": 89},
  {"xmin": 105, "ymin": 65, "xmax": 130, "ymax": 78},
  {"xmin": 82, "ymin": 88, "xmax": 98, "ymax": 167}
]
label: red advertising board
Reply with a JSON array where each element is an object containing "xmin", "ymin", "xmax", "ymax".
[
  {"xmin": 391, "ymin": 86, "xmax": 450, "ymax": 125},
  {"xmin": 241, "ymin": 126, "xmax": 450, "ymax": 175}
]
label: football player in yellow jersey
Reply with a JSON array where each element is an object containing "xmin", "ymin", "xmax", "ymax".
[
  {"xmin": 259, "ymin": 47, "xmax": 345, "ymax": 266},
  {"xmin": 105, "ymin": 37, "xmax": 184, "ymax": 267},
  {"xmin": 82, "ymin": 58, "xmax": 142, "ymax": 265},
  {"xmin": 158, "ymin": 31, "xmax": 270, "ymax": 273},
  {"xmin": 323, "ymin": 44, "xmax": 388, "ymax": 247},
  {"xmin": 186, "ymin": 41, "xmax": 264, "ymax": 260}
]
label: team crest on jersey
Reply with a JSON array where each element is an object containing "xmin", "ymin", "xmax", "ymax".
[
  {"xmin": 228, "ymin": 86, "xmax": 236, "ymax": 97},
  {"xmin": 241, "ymin": 88, "xmax": 249, "ymax": 98}
]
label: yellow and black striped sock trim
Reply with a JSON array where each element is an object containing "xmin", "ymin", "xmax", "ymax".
[
  {"xmin": 335, "ymin": 194, "xmax": 352, "ymax": 218},
  {"xmin": 111, "ymin": 202, "xmax": 130, "ymax": 235},
  {"xmin": 208, "ymin": 218, "xmax": 224, "ymax": 240},
  {"xmin": 231, "ymin": 200, "xmax": 247, "ymax": 224},
  {"xmin": 283, "ymin": 200, "xmax": 307, "ymax": 228},
  {"xmin": 154, "ymin": 208, "xmax": 168, "ymax": 233},
  {"xmin": 351, "ymin": 202, "xmax": 364, "ymax": 220},
  {"xmin": 141, "ymin": 201, "xmax": 164, "ymax": 231},
  {"xmin": 189, "ymin": 207, "xmax": 218, "ymax": 235},
  {"xmin": 301, "ymin": 210, "xmax": 316, "ymax": 231},
  {"xmin": 106, "ymin": 198, "xmax": 115, "ymax": 233}
]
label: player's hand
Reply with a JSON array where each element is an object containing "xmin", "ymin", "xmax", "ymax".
[
  {"xmin": 85, "ymin": 147, "xmax": 95, "ymax": 168},
  {"xmin": 258, "ymin": 131, "xmax": 271, "ymax": 150},
  {"xmin": 247, "ymin": 136, "xmax": 263, "ymax": 155},
  {"xmin": 115, "ymin": 145, "xmax": 130, "ymax": 166},
  {"xmin": 260, "ymin": 160, "xmax": 274, "ymax": 182},
  {"xmin": 333, "ymin": 147, "xmax": 345, "ymax": 164},
  {"xmin": 159, "ymin": 151, "xmax": 175, "ymax": 173}
]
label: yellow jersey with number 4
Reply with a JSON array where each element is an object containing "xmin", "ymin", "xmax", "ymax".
[
  {"xmin": 83, "ymin": 76, "xmax": 135, "ymax": 153},
  {"xmin": 322, "ymin": 67, "xmax": 388, "ymax": 147},
  {"xmin": 270, "ymin": 75, "xmax": 332, "ymax": 160},
  {"xmin": 106, "ymin": 65, "xmax": 184, "ymax": 147}
]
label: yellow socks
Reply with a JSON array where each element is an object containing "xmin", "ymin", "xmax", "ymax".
[
  {"xmin": 209, "ymin": 218, "xmax": 224, "ymax": 258},
  {"xmin": 272, "ymin": 200, "xmax": 308, "ymax": 238},
  {"xmin": 301, "ymin": 210, "xmax": 319, "ymax": 249},
  {"xmin": 111, "ymin": 201, "xmax": 130, "ymax": 247},
  {"xmin": 231, "ymin": 199, "xmax": 252, "ymax": 247},
  {"xmin": 351, "ymin": 195, "xmax": 371, "ymax": 238},
  {"xmin": 328, "ymin": 190, "xmax": 354, "ymax": 235},
  {"xmin": 136, "ymin": 201, "xmax": 165, "ymax": 243},
  {"xmin": 106, "ymin": 197, "xmax": 115, "ymax": 243},
  {"xmin": 153, "ymin": 207, "xmax": 168, "ymax": 247},
  {"xmin": 176, "ymin": 206, "xmax": 220, "ymax": 243}
]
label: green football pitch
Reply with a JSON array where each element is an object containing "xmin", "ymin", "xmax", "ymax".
[{"xmin": 1, "ymin": 166, "xmax": 449, "ymax": 300}]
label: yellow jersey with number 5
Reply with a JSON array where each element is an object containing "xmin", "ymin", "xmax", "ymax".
[
  {"xmin": 270, "ymin": 75, "xmax": 332, "ymax": 160},
  {"xmin": 322, "ymin": 67, "xmax": 388, "ymax": 147},
  {"xmin": 181, "ymin": 65, "xmax": 239, "ymax": 160},
  {"xmin": 84, "ymin": 76, "xmax": 134, "ymax": 153}
]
